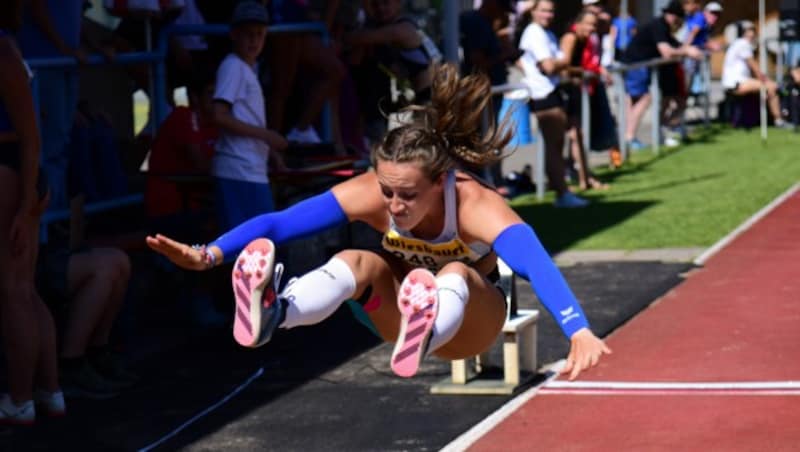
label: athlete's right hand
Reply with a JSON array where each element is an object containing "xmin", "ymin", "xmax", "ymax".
[{"xmin": 145, "ymin": 234, "xmax": 209, "ymax": 271}]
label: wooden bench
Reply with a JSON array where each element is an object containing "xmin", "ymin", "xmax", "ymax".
[{"xmin": 430, "ymin": 259, "xmax": 540, "ymax": 395}]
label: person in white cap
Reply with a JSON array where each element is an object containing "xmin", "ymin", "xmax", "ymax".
[{"xmin": 682, "ymin": 1, "xmax": 723, "ymax": 96}]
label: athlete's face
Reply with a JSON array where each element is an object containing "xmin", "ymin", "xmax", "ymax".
[{"xmin": 375, "ymin": 160, "xmax": 445, "ymax": 231}]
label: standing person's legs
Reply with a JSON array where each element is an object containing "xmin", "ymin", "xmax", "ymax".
[
  {"xmin": 624, "ymin": 67, "xmax": 652, "ymax": 144},
  {"xmin": 292, "ymin": 34, "xmax": 346, "ymax": 142},
  {"xmin": 0, "ymin": 166, "xmax": 42, "ymax": 405},
  {"xmin": 533, "ymin": 106, "xmax": 569, "ymax": 196}
]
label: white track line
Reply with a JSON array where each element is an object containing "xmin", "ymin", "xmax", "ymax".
[
  {"xmin": 545, "ymin": 380, "xmax": 800, "ymax": 390},
  {"xmin": 539, "ymin": 389, "xmax": 800, "ymax": 396},
  {"xmin": 138, "ymin": 367, "xmax": 265, "ymax": 452},
  {"xmin": 440, "ymin": 361, "xmax": 566, "ymax": 452},
  {"xmin": 694, "ymin": 182, "xmax": 800, "ymax": 266},
  {"xmin": 540, "ymin": 380, "xmax": 800, "ymax": 396}
]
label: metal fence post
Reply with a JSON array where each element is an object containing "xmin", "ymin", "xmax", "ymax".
[
  {"xmin": 616, "ymin": 70, "xmax": 628, "ymax": 162},
  {"xmin": 581, "ymin": 78, "xmax": 591, "ymax": 153},
  {"xmin": 702, "ymin": 56, "xmax": 711, "ymax": 127},
  {"xmin": 651, "ymin": 68, "xmax": 661, "ymax": 155}
]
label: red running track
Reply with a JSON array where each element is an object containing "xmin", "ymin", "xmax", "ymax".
[{"xmin": 469, "ymin": 187, "xmax": 800, "ymax": 452}]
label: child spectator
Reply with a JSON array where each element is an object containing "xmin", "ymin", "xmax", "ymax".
[
  {"xmin": 211, "ymin": 1, "xmax": 288, "ymax": 231},
  {"xmin": 146, "ymin": 72, "xmax": 217, "ymax": 239}
]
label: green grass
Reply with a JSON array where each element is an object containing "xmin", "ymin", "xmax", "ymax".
[{"xmin": 509, "ymin": 126, "xmax": 800, "ymax": 253}]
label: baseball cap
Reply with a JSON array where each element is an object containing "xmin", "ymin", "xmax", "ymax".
[
  {"xmin": 231, "ymin": 1, "xmax": 269, "ymax": 27},
  {"xmin": 583, "ymin": 0, "xmax": 601, "ymax": 5},
  {"xmin": 662, "ymin": 0, "xmax": 686, "ymax": 19},
  {"xmin": 704, "ymin": 2, "xmax": 723, "ymax": 13}
]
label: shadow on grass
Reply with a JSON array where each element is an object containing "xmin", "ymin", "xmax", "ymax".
[
  {"xmin": 594, "ymin": 123, "xmax": 727, "ymax": 184},
  {"xmin": 513, "ymin": 200, "xmax": 656, "ymax": 254},
  {"xmin": 599, "ymin": 171, "xmax": 726, "ymax": 199}
]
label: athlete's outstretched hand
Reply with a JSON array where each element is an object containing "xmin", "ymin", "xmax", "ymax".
[
  {"xmin": 146, "ymin": 233, "xmax": 209, "ymax": 271},
  {"xmin": 562, "ymin": 328, "xmax": 612, "ymax": 381}
]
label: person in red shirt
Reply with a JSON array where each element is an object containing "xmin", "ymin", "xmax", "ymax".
[{"xmin": 145, "ymin": 73, "xmax": 217, "ymax": 226}]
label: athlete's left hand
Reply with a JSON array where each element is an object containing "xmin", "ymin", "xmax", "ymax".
[
  {"xmin": 145, "ymin": 233, "xmax": 208, "ymax": 271},
  {"xmin": 562, "ymin": 328, "xmax": 612, "ymax": 381}
]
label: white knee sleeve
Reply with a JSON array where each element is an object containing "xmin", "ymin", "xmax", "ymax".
[
  {"xmin": 280, "ymin": 257, "xmax": 357, "ymax": 329},
  {"xmin": 428, "ymin": 273, "xmax": 470, "ymax": 354}
]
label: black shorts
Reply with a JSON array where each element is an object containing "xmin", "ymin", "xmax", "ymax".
[
  {"xmin": 529, "ymin": 89, "xmax": 566, "ymax": 113},
  {"xmin": 657, "ymin": 63, "xmax": 686, "ymax": 98}
]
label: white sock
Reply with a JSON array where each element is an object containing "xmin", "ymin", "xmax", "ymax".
[
  {"xmin": 427, "ymin": 273, "xmax": 470, "ymax": 354},
  {"xmin": 280, "ymin": 257, "xmax": 357, "ymax": 329}
]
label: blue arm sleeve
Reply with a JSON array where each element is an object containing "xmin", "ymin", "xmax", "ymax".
[
  {"xmin": 209, "ymin": 190, "xmax": 348, "ymax": 262},
  {"xmin": 492, "ymin": 223, "xmax": 590, "ymax": 338}
]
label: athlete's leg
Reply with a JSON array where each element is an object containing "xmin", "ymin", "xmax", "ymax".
[
  {"xmin": 431, "ymin": 262, "xmax": 506, "ymax": 361},
  {"xmin": 284, "ymin": 249, "xmax": 404, "ymax": 342}
]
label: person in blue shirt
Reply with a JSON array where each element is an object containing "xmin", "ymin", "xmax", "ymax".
[
  {"xmin": 147, "ymin": 64, "xmax": 611, "ymax": 381},
  {"xmin": 682, "ymin": 1, "xmax": 723, "ymax": 95}
]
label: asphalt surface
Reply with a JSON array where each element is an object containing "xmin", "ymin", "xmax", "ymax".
[{"xmin": 4, "ymin": 251, "xmax": 693, "ymax": 452}]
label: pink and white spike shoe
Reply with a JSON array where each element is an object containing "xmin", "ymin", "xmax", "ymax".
[
  {"xmin": 391, "ymin": 268, "xmax": 439, "ymax": 378},
  {"xmin": 231, "ymin": 238, "xmax": 283, "ymax": 348}
]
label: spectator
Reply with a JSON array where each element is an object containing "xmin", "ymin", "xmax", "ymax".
[
  {"xmin": 459, "ymin": 0, "xmax": 517, "ymax": 186},
  {"xmin": 16, "ymin": 0, "xmax": 88, "ymax": 211},
  {"xmin": 722, "ymin": 21, "xmax": 789, "ymax": 128},
  {"xmin": 578, "ymin": 1, "xmax": 623, "ymax": 168},
  {"xmin": 347, "ymin": 0, "xmax": 441, "ymax": 145},
  {"xmin": 0, "ymin": 2, "xmax": 64, "ymax": 423},
  {"xmin": 145, "ymin": 72, "xmax": 217, "ymax": 238},
  {"xmin": 561, "ymin": 10, "xmax": 609, "ymax": 190},
  {"xmin": 211, "ymin": 1, "xmax": 288, "ymax": 231},
  {"xmin": 610, "ymin": 8, "xmax": 637, "ymax": 63},
  {"xmin": 37, "ymin": 238, "xmax": 137, "ymax": 398},
  {"xmin": 682, "ymin": 1, "xmax": 723, "ymax": 96},
  {"xmin": 620, "ymin": 0, "xmax": 703, "ymax": 149},
  {"xmin": 517, "ymin": 0, "xmax": 588, "ymax": 207},
  {"xmin": 265, "ymin": 0, "xmax": 346, "ymax": 144},
  {"xmin": 460, "ymin": 0, "xmax": 516, "ymax": 90}
]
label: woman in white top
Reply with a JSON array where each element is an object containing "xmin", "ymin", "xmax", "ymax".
[
  {"xmin": 517, "ymin": 0, "xmax": 587, "ymax": 208},
  {"xmin": 722, "ymin": 21, "xmax": 787, "ymax": 127}
]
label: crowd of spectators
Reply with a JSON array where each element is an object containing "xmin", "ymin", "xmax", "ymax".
[{"xmin": 2, "ymin": 0, "xmax": 799, "ymax": 427}]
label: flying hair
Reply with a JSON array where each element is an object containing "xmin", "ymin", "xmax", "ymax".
[{"xmin": 371, "ymin": 63, "xmax": 514, "ymax": 180}]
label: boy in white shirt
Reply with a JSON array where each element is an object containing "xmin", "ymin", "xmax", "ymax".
[{"xmin": 212, "ymin": 1, "xmax": 288, "ymax": 230}]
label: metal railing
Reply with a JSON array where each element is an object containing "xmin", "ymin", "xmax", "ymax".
[{"xmin": 607, "ymin": 55, "xmax": 684, "ymax": 160}]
